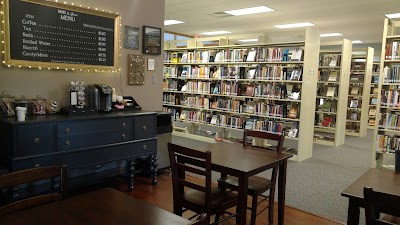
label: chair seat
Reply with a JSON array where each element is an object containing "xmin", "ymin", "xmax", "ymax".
[
  {"xmin": 218, "ymin": 175, "xmax": 272, "ymax": 193},
  {"xmin": 183, "ymin": 187, "xmax": 237, "ymax": 208}
]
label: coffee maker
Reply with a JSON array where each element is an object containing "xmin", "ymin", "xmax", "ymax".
[{"xmin": 86, "ymin": 84, "xmax": 113, "ymax": 111}]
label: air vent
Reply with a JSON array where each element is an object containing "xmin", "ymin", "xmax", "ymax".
[{"xmin": 211, "ymin": 11, "xmax": 233, "ymax": 18}]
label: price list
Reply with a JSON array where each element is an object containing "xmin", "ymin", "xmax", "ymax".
[{"xmin": 7, "ymin": 0, "xmax": 117, "ymax": 67}]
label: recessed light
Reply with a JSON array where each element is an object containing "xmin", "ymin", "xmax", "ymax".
[
  {"xmin": 274, "ymin": 22, "xmax": 315, "ymax": 29},
  {"xmin": 385, "ymin": 13, "xmax": 400, "ymax": 19},
  {"xmin": 238, "ymin": 39, "xmax": 258, "ymax": 42},
  {"xmin": 352, "ymin": 40, "xmax": 363, "ymax": 44},
  {"xmin": 225, "ymin": 6, "xmax": 274, "ymax": 16},
  {"xmin": 320, "ymin": 33, "xmax": 343, "ymax": 37},
  {"xmin": 201, "ymin": 31, "xmax": 231, "ymax": 35},
  {"xmin": 164, "ymin": 20, "xmax": 185, "ymax": 26}
]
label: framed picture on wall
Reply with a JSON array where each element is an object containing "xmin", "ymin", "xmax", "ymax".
[
  {"xmin": 124, "ymin": 26, "xmax": 139, "ymax": 50},
  {"xmin": 142, "ymin": 26, "xmax": 162, "ymax": 55}
]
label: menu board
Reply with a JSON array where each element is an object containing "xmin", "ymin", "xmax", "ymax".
[{"xmin": 4, "ymin": 0, "xmax": 120, "ymax": 70}]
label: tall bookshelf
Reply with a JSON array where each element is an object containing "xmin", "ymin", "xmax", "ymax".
[
  {"xmin": 345, "ymin": 47, "xmax": 374, "ymax": 137},
  {"xmin": 368, "ymin": 62, "xmax": 380, "ymax": 129},
  {"xmin": 163, "ymin": 27, "xmax": 320, "ymax": 161},
  {"xmin": 313, "ymin": 39, "xmax": 352, "ymax": 146},
  {"xmin": 373, "ymin": 18, "xmax": 400, "ymax": 169}
]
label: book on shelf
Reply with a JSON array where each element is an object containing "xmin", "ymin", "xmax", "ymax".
[
  {"xmin": 289, "ymin": 92, "xmax": 300, "ymax": 100},
  {"xmin": 328, "ymin": 71, "xmax": 338, "ymax": 82},
  {"xmin": 287, "ymin": 128, "xmax": 298, "ymax": 138},
  {"xmin": 350, "ymin": 86, "xmax": 360, "ymax": 95},
  {"xmin": 321, "ymin": 115, "xmax": 333, "ymax": 127},
  {"xmin": 326, "ymin": 87, "xmax": 336, "ymax": 97},
  {"xmin": 319, "ymin": 99, "xmax": 334, "ymax": 112},
  {"xmin": 289, "ymin": 68, "xmax": 302, "ymax": 81},
  {"xmin": 329, "ymin": 55, "xmax": 339, "ymax": 67},
  {"xmin": 246, "ymin": 69, "xmax": 256, "ymax": 79},
  {"xmin": 290, "ymin": 48, "xmax": 303, "ymax": 61},
  {"xmin": 370, "ymin": 97, "xmax": 377, "ymax": 105},
  {"xmin": 244, "ymin": 118, "xmax": 255, "ymax": 130},
  {"xmin": 372, "ymin": 87, "xmax": 379, "ymax": 94},
  {"xmin": 349, "ymin": 112, "xmax": 359, "ymax": 120},
  {"xmin": 368, "ymin": 119, "xmax": 375, "ymax": 126},
  {"xmin": 245, "ymin": 84, "xmax": 255, "ymax": 97},
  {"xmin": 320, "ymin": 54, "xmax": 341, "ymax": 67},
  {"xmin": 287, "ymin": 104, "xmax": 298, "ymax": 119},
  {"xmin": 246, "ymin": 50, "xmax": 257, "ymax": 62},
  {"xmin": 369, "ymin": 108, "xmax": 376, "ymax": 116},
  {"xmin": 349, "ymin": 99, "xmax": 359, "ymax": 108},
  {"xmin": 385, "ymin": 41, "xmax": 400, "ymax": 60}
]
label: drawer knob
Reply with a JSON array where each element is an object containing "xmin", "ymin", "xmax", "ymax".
[
  {"xmin": 34, "ymin": 138, "xmax": 40, "ymax": 144},
  {"xmin": 143, "ymin": 145, "xmax": 147, "ymax": 150},
  {"xmin": 65, "ymin": 128, "xmax": 71, "ymax": 133},
  {"xmin": 143, "ymin": 125, "xmax": 147, "ymax": 131},
  {"xmin": 122, "ymin": 122, "xmax": 126, "ymax": 128},
  {"xmin": 122, "ymin": 134, "xmax": 126, "ymax": 139},
  {"xmin": 65, "ymin": 141, "xmax": 71, "ymax": 146}
]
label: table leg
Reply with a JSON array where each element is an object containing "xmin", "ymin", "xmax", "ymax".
[
  {"xmin": 278, "ymin": 159, "xmax": 288, "ymax": 225},
  {"xmin": 347, "ymin": 198, "xmax": 360, "ymax": 225},
  {"xmin": 236, "ymin": 175, "xmax": 248, "ymax": 225}
]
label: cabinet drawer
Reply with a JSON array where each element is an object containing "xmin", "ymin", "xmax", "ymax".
[
  {"xmin": 133, "ymin": 115, "xmax": 155, "ymax": 140},
  {"xmin": 12, "ymin": 140, "xmax": 156, "ymax": 171},
  {"xmin": 57, "ymin": 130, "xmax": 132, "ymax": 151},
  {"xmin": 16, "ymin": 125, "xmax": 55, "ymax": 157},
  {"xmin": 57, "ymin": 118, "xmax": 132, "ymax": 137}
]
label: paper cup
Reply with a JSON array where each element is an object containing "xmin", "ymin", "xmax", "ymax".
[{"xmin": 15, "ymin": 106, "xmax": 27, "ymax": 121}]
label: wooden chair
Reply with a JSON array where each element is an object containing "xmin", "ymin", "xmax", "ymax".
[
  {"xmin": 217, "ymin": 130, "xmax": 284, "ymax": 225},
  {"xmin": 0, "ymin": 165, "xmax": 66, "ymax": 216},
  {"xmin": 364, "ymin": 186, "xmax": 400, "ymax": 225},
  {"xmin": 168, "ymin": 142, "xmax": 237, "ymax": 225},
  {"xmin": 190, "ymin": 213, "xmax": 210, "ymax": 225}
]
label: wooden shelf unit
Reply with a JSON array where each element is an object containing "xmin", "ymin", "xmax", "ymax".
[
  {"xmin": 162, "ymin": 27, "xmax": 321, "ymax": 161},
  {"xmin": 345, "ymin": 48, "xmax": 374, "ymax": 137},
  {"xmin": 372, "ymin": 18, "xmax": 400, "ymax": 169},
  {"xmin": 314, "ymin": 39, "xmax": 352, "ymax": 147}
]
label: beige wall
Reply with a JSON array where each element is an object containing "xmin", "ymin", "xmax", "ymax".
[{"xmin": 0, "ymin": 0, "xmax": 165, "ymax": 111}]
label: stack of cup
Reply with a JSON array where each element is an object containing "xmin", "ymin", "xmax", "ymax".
[{"xmin": 15, "ymin": 106, "xmax": 27, "ymax": 121}]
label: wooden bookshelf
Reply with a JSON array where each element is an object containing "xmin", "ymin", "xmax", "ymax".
[
  {"xmin": 345, "ymin": 47, "xmax": 374, "ymax": 137},
  {"xmin": 314, "ymin": 39, "xmax": 352, "ymax": 147},
  {"xmin": 163, "ymin": 27, "xmax": 320, "ymax": 162},
  {"xmin": 372, "ymin": 18, "xmax": 400, "ymax": 169}
]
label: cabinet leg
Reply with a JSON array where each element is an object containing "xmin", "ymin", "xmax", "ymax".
[
  {"xmin": 129, "ymin": 160, "xmax": 135, "ymax": 191},
  {"xmin": 151, "ymin": 154, "xmax": 158, "ymax": 185}
]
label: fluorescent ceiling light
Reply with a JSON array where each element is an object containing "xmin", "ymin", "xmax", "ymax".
[
  {"xmin": 274, "ymin": 22, "xmax": 315, "ymax": 29},
  {"xmin": 225, "ymin": 6, "xmax": 274, "ymax": 16},
  {"xmin": 385, "ymin": 13, "xmax": 400, "ymax": 19},
  {"xmin": 352, "ymin": 40, "xmax": 363, "ymax": 44},
  {"xmin": 238, "ymin": 39, "xmax": 258, "ymax": 42},
  {"xmin": 164, "ymin": 20, "xmax": 185, "ymax": 26},
  {"xmin": 320, "ymin": 33, "xmax": 343, "ymax": 37},
  {"xmin": 201, "ymin": 31, "xmax": 231, "ymax": 35}
]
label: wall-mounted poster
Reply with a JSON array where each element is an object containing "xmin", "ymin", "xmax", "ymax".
[
  {"xmin": 124, "ymin": 26, "xmax": 139, "ymax": 50},
  {"xmin": 142, "ymin": 26, "xmax": 161, "ymax": 55}
]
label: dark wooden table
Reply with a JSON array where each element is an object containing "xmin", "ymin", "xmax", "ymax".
[
  {"xmin": 341, "ymin": 168, "xmax": 400, "ymax": 225},
  {"xmin": 0, "ymin": 188, "xmax": 192, "ymax": 225},
  {"xmin": 172, "ymin": 140, "xmax": 292, "ymax": 225}
]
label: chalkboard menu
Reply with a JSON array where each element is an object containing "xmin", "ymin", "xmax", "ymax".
[{"xmin": 4, "ymin": 0, "xmax": 120, "ymax": 71}]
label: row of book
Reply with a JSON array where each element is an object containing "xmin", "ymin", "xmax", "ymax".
[
  {"xmin": 319, "ymin": 54, "xmax": 342, "ymax": 67},
  {"xmin": 381, "ymin": 90, "xmax": 400, "ymax": 108},
  {"xmin": 316, "ymin": 99, "xmax": 337, "ymax": 112},
  {"xmin": 163, "ymin": 47, "xmax": 304, "ymax": 63},
  {"xmin": 378, "ymin": 113, "xmax": 400, "ymax": 130},
  {"xmin": 164, "ymin": 65, "xmax": 303, "ymax": 81},
  {"xmin": 376, "ymin": 134, "xmax": 400, "ymax": 153},
  {"xmin": 385, "ymin": 42, "xmax": 400, "ymax": 60},
  {"xmin": 244, "ymin": 118, "xmax": 285, "ymax": 134},
  {"xmin": 318, "ymin": 70, "xmax": 339, "ymax": 82},
  {"xmin": 383, "ymin": 65, "xmax": 400, "ymax": 83}
]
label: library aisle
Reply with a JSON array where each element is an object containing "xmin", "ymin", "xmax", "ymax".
[{"xmin": 171, "ymin": 130, "xmax": 374, "ymax": 223}]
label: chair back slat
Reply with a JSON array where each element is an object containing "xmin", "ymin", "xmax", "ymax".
[
  {"xmin": 0, "ymin": 193, "xmax": 61, "ymax": 216},
  {"xmin": 243, "ymin": 129, "xmax": 284, "ymax": 153},
  {"xmin": 364, "ymin": 186, "xmax": 400, "ymax": 225},
  {"xmin": 168, "ymin": 143, "xmax": 212, "ymax": 212},
  {"xmin": 0, "ymin": 165, "xmax": 66, "ymax": 216},
  {"xmin": 0, "ymin": 166, "xmax": 62, "ymax": 188},
  {"xmin": 175, "ymin": 162, "xmax": 207, "ymax": 176},
  {"xmin": 177, "ymin": 178, "xmax": 207, "ymax": 192}
]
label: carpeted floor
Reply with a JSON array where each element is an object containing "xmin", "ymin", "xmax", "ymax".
[{"xmin": 172, "ymin": 130, "xmax": 375, "ymax": 223}]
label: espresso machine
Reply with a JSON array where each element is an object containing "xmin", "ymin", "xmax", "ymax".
[{"xmin": 86, "ymin": 84, "xmax": 113, "ymax": 111}]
